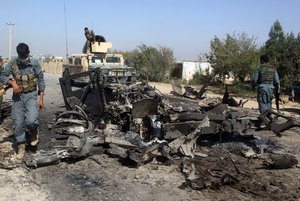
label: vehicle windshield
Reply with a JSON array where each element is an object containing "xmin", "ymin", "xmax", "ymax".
[
  {"xmin": 106, "ymin": 56, "xmax": 121, "ymax": 63},
  {"xmin": 92, "ymin": 56, "xmax": 104, "ymax": 64}
]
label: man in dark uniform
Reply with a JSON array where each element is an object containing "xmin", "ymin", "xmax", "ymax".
[
  {"xmin": 1, "ymin": 43, "xmax": 45, "ymax": 160},
  {"xmin": 251, "ymin": 54, "xmax": 280, "ymax": 113}
]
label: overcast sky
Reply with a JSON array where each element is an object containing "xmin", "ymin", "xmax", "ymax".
[{"xmin": 1, "ymin": 0, "xmax": 299, "ymax": 60}]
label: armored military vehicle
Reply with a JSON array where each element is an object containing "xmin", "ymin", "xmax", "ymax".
[
  {"xmin": 60, "ymin": 35, "xmax": 139, "ymax": 115},
  {"xmin": 62, "ymin": 37, "xmax": 134, "ymax": 76}
]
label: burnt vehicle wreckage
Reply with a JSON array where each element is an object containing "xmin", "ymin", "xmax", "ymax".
[
  {"xmin": 0, "ymin": 63, "xmax": 298, "ymax": 197},
  {"xmin": 1, "ymin": 38, "xmax": 299, "ymax": 197},
  {"xmin": 17, "ymin": 61, "xmax": 299, "ymax": 194}
]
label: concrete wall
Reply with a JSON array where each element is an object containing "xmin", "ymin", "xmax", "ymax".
[
  {"xmin": 182, "ymin": 61, "xmax": 200, "ymax": 81},
  {"xmin": 41, "ymin": 61, "xmax": 63, "ymax": 75},
  {"xmin": 199, "ymin": 61, "xmax": 212, "ymax": 75},
  {"xmin": 180, "ymin": 61, "xmax": 212, "ymax": 81}
]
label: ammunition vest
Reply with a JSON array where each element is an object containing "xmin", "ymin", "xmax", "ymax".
[
  {"xmin": 258, "ymin": 64, "xmax": 275, "ymax": 84},
  {"xmin": 12, "ymin": 60, "xmax": 38, "ymax": 93}
]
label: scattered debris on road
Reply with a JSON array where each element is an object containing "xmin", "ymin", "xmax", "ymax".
[{"xmin": 0, "ymin": 70, "xmax": 299, "ymax": 199}]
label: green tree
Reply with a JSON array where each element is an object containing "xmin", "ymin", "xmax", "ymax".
[
  {"xmin": 123, "ymin": 44, "xmax": 176, "ymax": 82},
  {"xmin": 281, "ymin": 32, "xmax": 298, "ymax": 86},
  {"xmin": 264, "ymin": 20, "xmax": 285, "ymax": 62},
  {"xmin": 263, "ymin": 20, "xmax": 300, "ymax": 88},
  {"xmin": 158, "ymin": 46, "xmax": 176, "ymax": 79},
  {"xmin": 208, "ymin": 32, "xmax": 259, "ymax": 83},
  {"xmin": 263, "ymin": 20, "xmax": 286, "ymax": 81}
]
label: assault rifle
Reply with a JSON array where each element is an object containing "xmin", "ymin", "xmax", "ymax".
[{"xmin": 274, "ymin": 88, "xmax": 284, "ymax": 111}]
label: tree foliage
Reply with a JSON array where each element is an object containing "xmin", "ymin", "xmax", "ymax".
[
  {"xmin": 263, "ymin": 20, "xmax": 300, "ymax": 88},
  {"xmin": 118, "ymin": 20, "xmax": 300, "ymax": 90},
  {"xmin": 208, "ymin": 32, "xmax": 259, "ymax": 83},
  {"xmin": 123, "ymin": 44, "xmax": 176, "ymax": 82},
  {"xmin": 206, "ymin": 20, "xmax": 300, "ymax": 89}
]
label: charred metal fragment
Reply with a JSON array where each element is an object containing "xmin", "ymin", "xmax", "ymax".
[
  {"xmin": 124, "ymin": 131, "xmax": 148, "ymax": 148},
  {"xmin": 131, "ymin": 99, "xmax": 159, "ymax": 119},
  {"xmin": 163, "ymin": 121, "xmax": 222, "ymax": 140},
  {"xmin": 170, "ymin": 78, "xmax": 207, "ymax": 100},
  {"xmin": 107, "ymin": 144, "xmax": 128, "ymax": 158},
  {"xmin": 169, "ymin": 112, "xmax": 226, "ymax": 122},
  {"xmin": 51, "ymin": 110, "xmax": 89, "ymax": 128},
  {"xmin": 222, "ymin": 86, "xmax": 248, "ymax": 107},
  {"xmin": 198, "ymin": 98, "xmax": 222, "ymax": 109},
  {"xmin": 206, "ymin": 104, "xmax": 228, "ymax": 114},
  {"xmin": 163, "ymin": 121, "xmax": 204, "ymax": 139},
  {"xmin": 128, "ymin": 143, "xmax": 161, "ymax": 166},
  {"xmin": 104, "ymin": 136, "xmax": 136, "ymax": 148},
  {"xmin": 162, "ymin": 95, "xmax": 200, "ymax": 112},
  {"xmin": 184, "ymin": 84, "xmax": 207, "ymax": 100},
  {"xmin": 197, "ymin": 84, "xmax": 208, "ymax": 99},
  {"xmin": 142, "ymin": 115, "xmax": 162, "ymax": 140},
  {"xmin": 24, "ymin": 150, "xmax": 60, "ymax": 167},
  {"xmin": 170, "ymin": 78, "xmax": 183, "ymax": 96},
  {"xmin": 50, "ymin": 109, "xmax": 94, "ymax": 138},
  {"xmin": 78, "ymin": 137, "xmax": 102, "ymax": 157},
  {"xmin": 260, "ymin": 109, "xmax": 300, "ymax": 136},
  {"xmin": 263, "ymin": 154, "xmax": 298, "ymax": 169},
  {"xmin": 168, "ymin": 118, "xmax": 210, "ymax": 157},
  {"xmin": 60, "ymin": 69, "xmax": 105, "ymax": 114}
]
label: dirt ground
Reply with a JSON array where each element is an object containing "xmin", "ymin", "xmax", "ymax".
[{"xmin": 0, "ymin": 74, "xmax": 300, "ymax": 201}]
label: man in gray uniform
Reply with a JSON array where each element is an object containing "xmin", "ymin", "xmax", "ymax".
[
  {"xmin": 1, "ymin": 43, "xmax": 45, "ymax": 159},
  {"xmin": 251, "ymin": 54, "xmax": 280, "ymax": 113}
]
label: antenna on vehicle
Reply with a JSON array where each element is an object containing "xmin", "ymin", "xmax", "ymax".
[
  {"xmin": 64, "ymin": 0, "xmax": 69, "ymax": 57},
  {"xmin": 92, "ymin": 18, "xmax": 94, "ymax": 31}
]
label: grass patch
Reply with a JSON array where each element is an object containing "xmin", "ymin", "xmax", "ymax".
[
  {"xmin": 208, "ymin": 83, "xmax": 256, "ymax": 98},
  {"xmin": 228, "ymin": 83, "xmax": 256, "ymax": 97}
]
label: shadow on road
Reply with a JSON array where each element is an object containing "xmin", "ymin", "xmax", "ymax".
[{"xmin": 284, "ymin": 107, "xmax": 300, "ymax": 115}]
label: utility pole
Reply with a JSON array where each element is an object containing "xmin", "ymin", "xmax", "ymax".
[
  {"xmin": 7, "ymin": 22, "xmax": 15, "ymax": 60},
  {"xmin": 64, "ymin": 0, "xmax": 69, "ymax": 57}
]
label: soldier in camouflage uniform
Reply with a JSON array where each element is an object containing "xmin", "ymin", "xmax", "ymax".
[
  {"xmin": 82, "ymin": 27, "xmax": 95, "ymax": 53},
  {"xmin": 1, "ymin": 43, "xmax": 45, "ymax": 160},
  {"xmin": 251, "ymin": 54, "xmax": 280, "ymax": 113}
]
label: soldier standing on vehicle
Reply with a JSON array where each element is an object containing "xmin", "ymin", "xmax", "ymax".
[
  {"xmin": 251, "ymin": 54, "xmax": 280, "ymax": 113},
  {"xmin": 0, "ymin": 43, "xmax": 45, "ymax": 160},
  {"xmin": 82, "ymin": 27, "xmax": 95, "ymax": 53}
]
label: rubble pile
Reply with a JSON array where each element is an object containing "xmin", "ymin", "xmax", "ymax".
[
  {"xmin": 30, "ymin": 74, "xmax": 299, "ymax": 197},
  {"xmin": 1, "ymin": 67, "xmax": 299, "ymax": 198},
  {"xmin": 181, "ymin": 146, "xmax": 299, "ymax": 199},
  {"xmin": 43, "ymin": 79, "xmax": 260, "ymax": 168},
  {"xmin": 0, "ymin": 101, "xmax": 16, "ymax": 169}
]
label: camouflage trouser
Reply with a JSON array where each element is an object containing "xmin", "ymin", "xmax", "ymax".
[
  {"xmin": 12, "ymin": 91, "xmax": 39, "ymax": 143},
  {"xmin": 82, "ymin": 41, "xmax": 91, "ymax": 53},
  {"xmin": 257, "ymin": 84, "xmax": 274, "ymax": 113}
]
